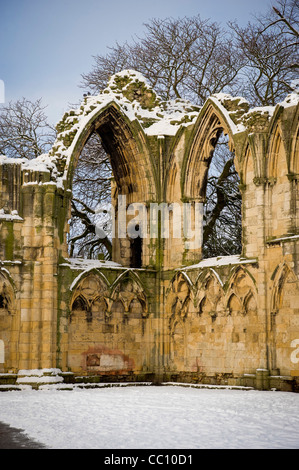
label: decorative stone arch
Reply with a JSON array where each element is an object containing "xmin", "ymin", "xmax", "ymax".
[
  {"xmin": 179, "ymin": 98, "xmax": 248, "ymax": 262},
  {"xmin": 287, "ymin": 115, "xmax": 299, "ymax": 232},
  {"xmin": 266, "ymin": 115, "xmax": 296, "ymax": 239},
  {"xmin": 70, "ymin": 270, "xmax": 110, "ymax": 322},
  {"xmin": 166, "ymin": 271, "xmax": 195, "ymax": 297},
  {"xmin": 110, "ymin": 268, "xmax": 144, "ymax": 291},
  {"xmin": 0, "ymin": 270, "xmax": 16, "ymax": 315},
  {"xmin": 243, "ymin": 290, "xmax": 257, "ymax": 314},
  {"xmin": 162, "ymin": 127, "xmax": 186, "ymax": 203},
  {"xmin": 70, "ymin": 269, "xmax": 110, "ymax": 296},
  {"xmin": 224, "ymin": 265, "xmax": 257, "ymax": 315},
  {"xmin": 50, "ymin": 93, "xmax": 159, "ymax": 268},
  {"xmin": 270, "ymin": 262, "xmax": 299, "ymax": 374},
  {"xmin": 289, "ymin": 118, "xmax": 299, "ymax": 176},
  {"xmin": 0, "ymin": 270, "xmax": 17, "ymax": 370},
  {"xmin": 195, "ymin": 267, "xmax": 224, "ymax": 290},
  {"xmin": 169, "ymin": 314, "xmax": 185, "ymax": 336},
  {"xmin": 166, "ymin": 271, "xmax": 195, "ymax": 325},
  {"xmin": 270, "ymin": 262, "xmax": 298, "ymax": 314},
  {"xmin": 226, "ymin": 292, "xmax": 243, "ymax": 316},
  {"xmin": 54, "ymin": 101, "xmax": 157, "ymax": 202},
  {"xmin": 181, "ymin": 98, "xmax": 243, "ymax": 202},
  {"xmin": 195, "ymin": 268, "xmax": 224, "ymax": 319},
  {"xmin": 70, "ymin": 294, "xmax": 90, "ymax": 322},
  {"xmin": 241, "ymin": 143, "xmax": 257, "ymax": 185},
  {"xmin": 71, "ymin": 294, "xmax": 88, "ymax": 310},
  {"xmin": 110, "ymin": 270, "xmax": 148, "ymax": 317},
  {"xmin": 267, "ymin": 124, "xmax": 284, "ymax": 181},
  {"xmin": 167, "ymin": 272, "xmax": 192, "ymax": 372}
]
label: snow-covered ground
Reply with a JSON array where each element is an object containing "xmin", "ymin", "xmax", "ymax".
[{"xmin": 0, "ymin": 385, "xmax": 299, "ymax": 449}]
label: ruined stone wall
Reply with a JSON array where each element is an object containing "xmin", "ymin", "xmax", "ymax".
[
  {"xmin": 0, "ymin": 71, "xmax": 298, "ymax": 391},
  {"xmin": 57, "ymin": 263, "xmax": 157, "ymax": 381}
]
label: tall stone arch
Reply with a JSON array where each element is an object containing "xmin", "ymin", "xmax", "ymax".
[
  {"xmin": 0, "ymin": 270, "xmax": 17, "ymax": 372},
  {"xmin": 182, "ymin": 97, "xmax": 247, "ymax": 201},
  {"xmin": 288, "ymin": 112, "xmax": 299, "ymax": 234},
  {"xmin": 265, "ymin": 123, "xmax": 291, "ymax": 238},
  {"xmin": 50, "ymin": 99, "xmax": 158, "ymax": 268},
  {"xmin": 166, "ymin": 272, "xmax": 193, "ymax": 374},
  {"xmin": 270, "ymin": 262, "xmax": 299, "ymax": 376},
  {"xmin": 180, "ymin": 97, "xmax": 248, "ymax": 263},
  {"xmin": 61, "ymin": 103, "xmax": 157, "ymax": 202}
]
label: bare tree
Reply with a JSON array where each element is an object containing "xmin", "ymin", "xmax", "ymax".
[
  {"xmin": 203, "ymin": 134, "xmax": 242, "ymax": 258},
  {"xmin": 229, "ymin": 0, "xmax": 298, "ymax": 106},
  {"xmin": 68, "ymin": 133, "xmax": 112, "ymax": 259},
  {"xmin": 0, "ymin": 98, "xmax": 55, "ymax": 159},
  {"xmin": 78, "ymin": 15, "xmax": 246, "ymax": 259},
  {"xmin": 260, "ymin": 0, "xmax": 299, "ymax": 44},
  {"xmin": 81, "ymin": 15, "xmax": 244, "ymax": 105}
]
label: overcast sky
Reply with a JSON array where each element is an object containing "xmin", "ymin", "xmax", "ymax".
[{"xmin": 1, "ymin": 0, "xmax": 273, "ymax": 125}]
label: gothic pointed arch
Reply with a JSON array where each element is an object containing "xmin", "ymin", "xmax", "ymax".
[
  {"xmin": 70, "ymin": 270, "xmax": 110, "ymax": 322},
  {"xmin": 0, "ymin": 271, "xmax": 15, "ymax": 315},
  {"xmin": 181, "ymin": 97, "xmax": 247, "ymax": 201},
  {"xmin": 0, "ymin": 271, "xmax": 17, "ymax": 370},
  {"xmin": 243, "ymin": 291, "xmax": 257, "ymax": 315},
  {"xmin": 267, "ymin": 124, "xmax": 284, "ymax": 181},
  {"xmin": 110, "ymin": 268, "xmax": 147, "ymax": 294},
  {"xmin": 227, "ymin": 293, "xmax": 243, "ymax": 315},
  {"xmin": 167, "ymin": 270, "xmax": 195, "ymax": 298},
  {"xmin": 289, "ymin": 120, "xmax": 299, "ymax": 177},
  {"xmin": 163, "ymin": 125, "xmax": 188, "ymax": 203},
  {"xmin": 241, "ymin": 144, "xmax": 257, "ymax": 186},
  {"xmin": 71, "ymin": 295, "xmax": 88, "ymax": 312},
  {"xmin": 270, "ymin": 262, "xmax": 298, "ymax": 313},
  {"xmin": 110, "ymin": 270, "xmax": 148, "ymax": 317},
  {"xmin": 225, "ymin": 265, "xmax": 257, "ymax": 315},
  {"xmin": 166, "ymin": 271, "xmax": 194, "ymax": 324},
  {"xmin": 165, "ymin": 161, "xmax": 179, "ymax": 202},
  {"xmin": 195, "ymin": 267, "xmax": 223, "ymax": 290},
  {"xmin": 70, "ymin": 269, "xmax": 110, "ymax": 296},
  {"xmin": 270, "ymin": 261, "xmax": 299, "ymax": 374},
  {"xmin": 51, "ymin": 101, "xmax": 157, "ymax": 203},
  {"xmin": 195, "ymin": 269, "xmax": 224, "ymax": 319}
]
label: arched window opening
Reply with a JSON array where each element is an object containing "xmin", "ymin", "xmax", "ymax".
[
  {"xmin": 72, "ymin": 296, "xmax": 88, "ymax": 312},
  {"xmin": 68, "ymin": 132, "xmax": 113, "ymax": 260},
  {"xmin": 202, "ymin": 132, "xmax": 242, "ymax": 259},
  {"xmin": 0, "ymin": 292, "xmax": 10, "ymax": 312},
  {"xmin": 130, "ymin": 224, "xmax": 142, "ymax": 268},
  {"xmin": 66, "ymin": 107, "xmax": 148, "ymax": 267},
  {"xmin": 0, "ymin": 295, "xmax": 5, "ymax": 309}
]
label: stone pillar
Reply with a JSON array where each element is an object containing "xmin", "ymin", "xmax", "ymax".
[{"xmin": 18, "ymin": 182, "xmax": 58, "ymax": 370}]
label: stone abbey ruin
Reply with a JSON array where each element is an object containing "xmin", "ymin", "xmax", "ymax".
[{"xmin": 0, "ymin": 70, "xmax": 299, "ymax": 391}]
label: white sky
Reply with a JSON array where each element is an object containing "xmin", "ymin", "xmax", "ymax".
[{"xmin": 0, "ymin": 0, "xmax": 273, "ymax": 125}]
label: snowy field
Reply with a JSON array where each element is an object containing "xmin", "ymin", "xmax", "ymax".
[{"xmin": 0, "ymin": 385, "xmax": 299, "ymax": 449}]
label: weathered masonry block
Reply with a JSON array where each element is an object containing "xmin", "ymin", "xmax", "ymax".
[{"xmin": 0, "ymin": 70, "xmax": 299, "ymax": 391}]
